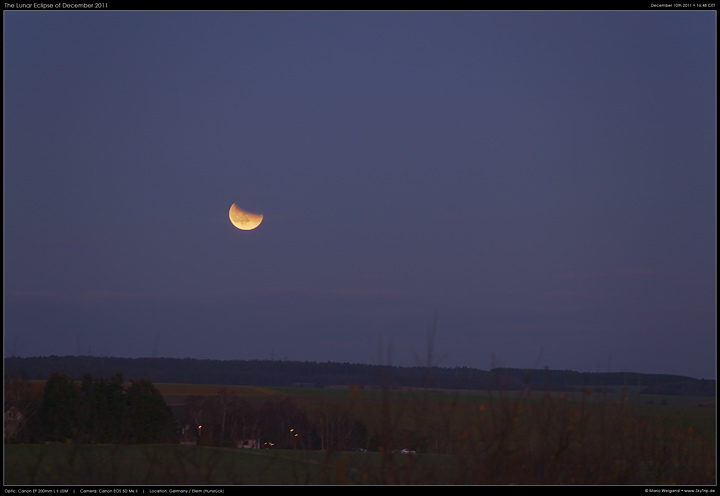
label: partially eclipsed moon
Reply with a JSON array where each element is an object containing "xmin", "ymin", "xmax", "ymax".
[{"xmin": 229, "ymin": 203, "xmax": 263, "ymax": 230}]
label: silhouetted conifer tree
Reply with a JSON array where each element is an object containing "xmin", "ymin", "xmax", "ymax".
[
  {"xmin": 41, "ymin": 372, "xmax": 78, "ymax": 442},
  {"xmin": 125, "ymin": 379, "xmax": 176, "ymax": 443}
]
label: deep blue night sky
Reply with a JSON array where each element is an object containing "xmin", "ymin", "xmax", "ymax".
[{"xmin": 4, "ymin": 11, "xmax": 716, "ymax": 378}]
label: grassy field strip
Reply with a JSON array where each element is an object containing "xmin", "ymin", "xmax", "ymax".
[
  {"xmin": 178, "ymin": 445, "xmax": 376, "ymax": 484},
  {"xmin": 6, "ymin": 443, "xmax": 714, "ymax": 486},
  {"xmin": 227, "ymin": 447, "xmax": 356, "ymax": 482},
  {"xmin": 155, "ymin": 383, "xmax": 281, "ymax": 397}
]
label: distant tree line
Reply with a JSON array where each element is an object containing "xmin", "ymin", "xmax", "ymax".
[
  {"xmin": 5, "ymin": 372, "xmax": 176, "ymax": 444},
  {"xmin": 4, "ymin": 356, "xmax": 714, "ymax": 396}
]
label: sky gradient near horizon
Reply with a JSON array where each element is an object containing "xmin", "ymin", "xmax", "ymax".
[{"xmin": 4, "ymin": 11, "xmax": 716, "ymax": 379}]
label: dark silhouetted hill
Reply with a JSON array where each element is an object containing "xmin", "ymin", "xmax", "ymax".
[{"xmin": 3, "ymin": 356, "xmax": 715, "ymax": 396}]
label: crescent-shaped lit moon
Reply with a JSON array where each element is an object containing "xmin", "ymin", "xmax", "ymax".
[{"xmin": 229, "ymin": 203, "xmax": 263, "ymax": 230}]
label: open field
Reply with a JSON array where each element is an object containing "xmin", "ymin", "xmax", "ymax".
[
  {"xmin": 5, "ymin": 435, "xmax": 715, "ymax": 486},
  {"xmin": 153, "ymin": 381, "xmax": 714, "ymax": 407},
  {"xmin": 155, "ymin": 383, "xmax": 283, "ymax": 405},
  {"xmin": 4, "ymin": 444, "xmax": 460, "ymax": 485}
]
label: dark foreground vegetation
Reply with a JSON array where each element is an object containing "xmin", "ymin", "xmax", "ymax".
[
  {"xmin": 6, "ymin": 372, "xmax": 176, "ymax": 445},
  {"xmin": 4, "ymin": 369, "xmax": 716, "ymax": 485}
]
